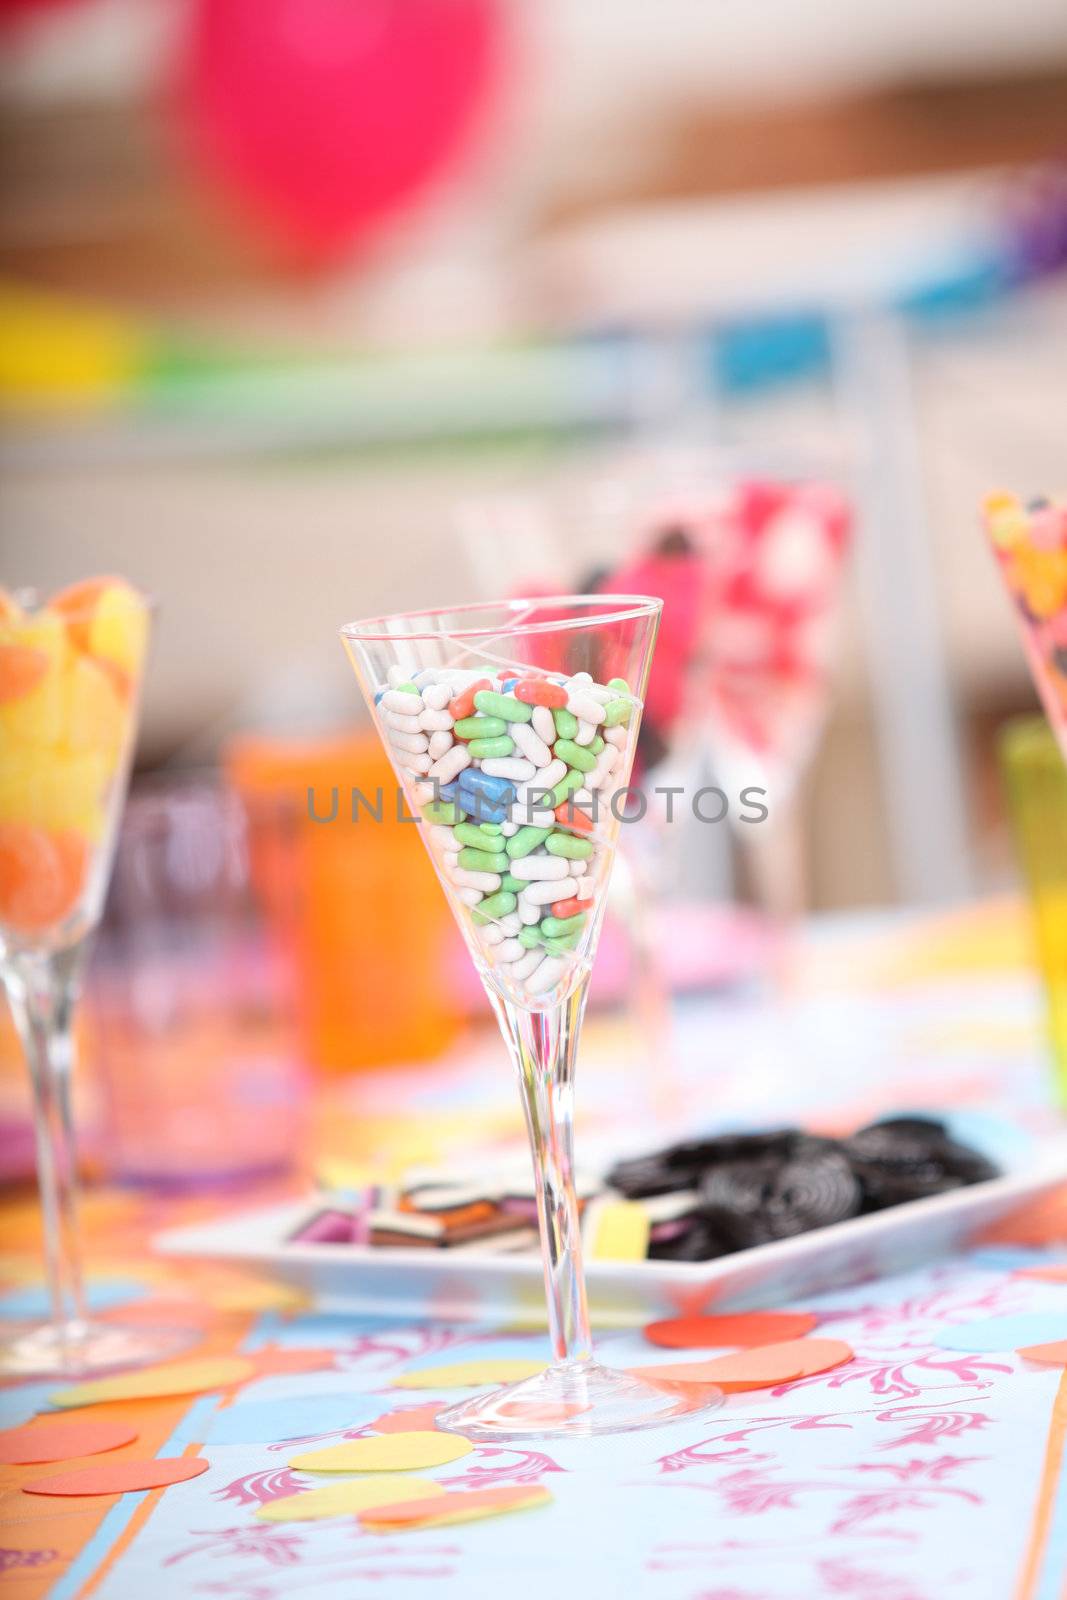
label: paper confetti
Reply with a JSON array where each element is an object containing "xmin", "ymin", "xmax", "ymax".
[
  {"xmin": 1015, "ymin": 1265, "xmax": 1067, "ymax": 1285},
  {"xmin": 369, "ymin": 1404, "xmax": 446, "ymax": 1434},
  {"xmin": 256, "ymin": 1475, "xmax": 446, "ymax": 1522},
  {"xmin": 934, "ymin": 1315, "xmax": 1067, "ymax": 1353},
  {"xmin": 0, "ymin": 1420, "xmax": 138, "ymax": 1465},
  {"xmin": 23, "ymin": 1457, "xmax": 209, "ymax": 1497},
  {"xmin": 50, "ymin": 1356, "xmax": 254, "ymax": 1409},
  {"xmin": 392, "ymin": 1359, "xmax": 545, "ymax": 1390},
  {"xmin": 587, "ymin": 1199, "xmax": 650, "ymax": 1261},
  {"xmin": 1017, "ymin": 1339, "xmax": 1067, "ymax": 1366},
  {"xmin": 633, "ymin": 1337, "xmax": 854, "ymax": 1393},
  {"xmin": 360, "ymin": 1484, "xmax": 551, "ymax": 1531},
  {"xmin": 643, "ymin": 1311, "xmax": 819, "ymax": 1350},
  {"xmin": 289, "ymin": 1430, "xmax": 472, "ymax": 1473}
]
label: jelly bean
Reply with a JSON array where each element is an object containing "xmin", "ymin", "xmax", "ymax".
[
  {"xmin": 518, "ymin": 896, "xmax": 542, "ymax": 925},
  {"xmin": 401, "ymin": 753, "xmax": 433, "ymax": 774},
  {"xmin": 526, "ymin": 956, "xmax": 567, "ymax": 994},
  {"xmin": 549, "ymin": 896, "xmax": 584, "ymax": 920},
  {"xmin": 473, "ymin": 689, "xmax": 533, "ymax": 723},
  {"xmin": 481, "ymin": 757, "xmax": 536, "ymax": 781},
  {"xmin": 545, "ymin": 831, "xmax": 593, "ymax": 860},
  {"xmin": 468, "ymin": 736, "xmax": 515, "ymax": 760},
  {"xmin": 453, "ymin": 868, "xmax": 501, "ymax": 893},
  {"xmin": 520, "ymin": 877, "xmax": 577, "ymax": 905},
  {"xmin": 575, "ymin": 876, "xmax": 596, "ymax": 900},
  {"xmin": 449, "ymin": 678, "xmax": 491, "ymax": 720},
  {"xmin": 389, "ymin": 727, "xmax": 429, "ymax": 754},
  {"xmin": 541, "ymin": 914, "xmax": 587, "ymax": 939},
  {"xmin": 542, "ymin": 930, "xmax": 583, "ymax": 955},
  {"xmin": 604, "ymin": 698, "xmax": 632, "ymax": 727},
  {"xmin": 419, "ymin": 708, "xmax": 453, "ymax": 732},
  {"xmin": 454, "ymin": 714, "xmax": 507, "ymax": 739},
  {"xmin": 497, "ymin": 912, "xmax": 522, "ymax": 936},
  {"xmin": 554, "ymin": 801, "xmax": 594, "ymax": 833},
  {"xmin": 429, "ymin": 745, "xmax": 471, "ymax": 784},
  {"xmin": 501, "ymin": 873, "xmax": 526, "ymax": 894},
  {"xmin": 480, "ymin": 922, "xmax": 506, "ymax": 945},
  {"xmin": 553, "ymin": 739, "xmax": 596, "ymax": 773},
  {"xmin": 589, "ymin": 734, "xmax": 605, "ymax": 754},
  {"xmin": 454, "ymin": 822, "xmax": 494, "ymax": 849},
  {"xmin": 506, "ymin": 824, "xmax": 552, "ymax": 859},
  {"xmin": 552, "ymin": 708, "xmax": 578, "ymax": 740},
  {"xmin": 501, "ymin": 677, "xmax": 519, "ymax": 691},
  {"xmin": 457, "ymin": 887, "xmax": 483, "ymax": 907},
  {"xmin": 511, "ymin": 721, "xmax": 552, "ymax": 767},
  {"xmin": 515, "ymin": 678, "xmax": 567, "ymax": 709},
  {"xmin": 458, "ymin": 847, "xmax": 508, "ymax": 873},
  {"xmin": 574, "ymin": 719, "xmax": 596, "ymax": 746},
  {"xmin": 428, "ymin": 824, "xmax": 455, "ymax": 849},
  {"xmin": 381, "ymin": 688, "xmax": 424, "ymax": 714},
  {"xmin": 509, "ymin": 948, "xmax": 545, "ymax": 980},
  {"xmin": 607, "ymin": 677, "xmax": 630, "ymax": 694},
  {"xmin": 531, "ymin": 705, "xmax": 556, "ymax": 744},
  {"xmin": 459, "ymin": 769, "xmax": 516, "ymax": 804},
  {"xmin": 568, "ymin": 691, "xmax": 606, "ymax": 724},
  {"xmin": 496, "ymin": 938, "xmax": 526, "ymax": 962},
  {"xmin": 374, "ymin": 689, "xmax": 386, "ymax": 704},
  {"xmin": 511, "ymin": 804, "xmax": 556, "ymax": 828},
  {"xmin": 550, "ymin": 768, "xmax": 584, "ymax": 807},
  {"xmin": 423, "ymin": 801, "xmax": 462, "ymax": 825},
  {"xmin": 479, "ymin": 822, "xmax": 502, "ymax": 835},
  {"xmin": 427, "ymin": 731, "xmax": 453, "ymax": 760},
  {"xmin": 604, "ymin": 725, "xmax": 627, "ymax": 748},
  {"xmin": 518, "ymin": 925, "xmax": 543, "ymax": 949},
  {"xmin": 509, "ymin": 855, "xmax": 571, "ymax": 881},
  {"xmin": 422, "ymin": 682, "xmax": 453, "ymax": 711},
  {"xmin": 471, "ymin": 891, "xmax": 517, "ymax": 925}
]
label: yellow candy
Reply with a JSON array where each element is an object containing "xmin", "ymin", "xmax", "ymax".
[
  {"xmin": 0, "ymin": 747, "xmax": 110, "ymax": 839},
  {"xmin": 1008, "ymin": 545, "xmax": 1067, "ymax": 620},
  {"xmin": 0, "ymin": 614, "xmax": 68, "ymax": 746},
  {"xmin": 64, "ymin": 653, "xmax": 128, "ymax": 757},
  {"xmin": 87, "ymin": 583, "xmax": 148, "ymax": 680}
]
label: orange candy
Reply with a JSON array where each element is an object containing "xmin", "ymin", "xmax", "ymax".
[
  {"xmin": 449, "ymin": 678, "xmax": 491, "ymax": 721},
  {"xmin": 554, "ymin": 802, "xmax": 594, "ymax": 832},
  {"xmin": 549, "ymin": 896, "xmax": 584, "ymax": 920},
  {"xmin": 0, "ymin": 645, "xmax": 49, "ymax": 704},
  {"xmin": 0, "ymin": 823, "xmax": 87, "ymax": 934},
  {"xmin": 515, "ymin": 679, "xmax": 567, "ymax": 709},
  {"xmin": 49, "ymin": 575, "xmax": 123, "ymax": 651}
]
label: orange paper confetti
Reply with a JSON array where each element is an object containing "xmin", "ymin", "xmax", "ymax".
[
  {"xmin": 0, "ymin": 1420, "xmax": 137, "ymax": 1466},
  {"xmin": 1019, "ymin": 1339, "xmax": 1067, "ymax": 1367},
  {"xmin": 360, "ymin": 1484, "xmax": 551, "ymax": 1532},
  {"xmin": 23, "ymin": 1457, "xmax": 208, "ymax": 1497},
  {"xmin": 633, "ymin": 1337, "xmax": 854, "ymax": 1394},
  {"xmin": 643, "ymin": 1311, "xmax": 820, "ymax": 1350}
]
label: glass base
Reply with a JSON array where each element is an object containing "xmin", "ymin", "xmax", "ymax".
[
  {"xmin": 434, "ymin": 1359, "xmax": 723, "ymax": 1442},
  {"xmin": 0, "ymin": 1318, "xmax": 196, "ymax": 1378}
]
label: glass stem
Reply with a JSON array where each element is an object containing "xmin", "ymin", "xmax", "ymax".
[
  {"xmin": 492, "ymin": 978, "xmax": 593, "ymax": 1368},
  {"xmin": 2, "ymin": 945, "xmax": 87, "ymax": 1345}
]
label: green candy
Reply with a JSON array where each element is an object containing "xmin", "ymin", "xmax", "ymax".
[
  {"xmin": 396, "ymin": 681, "xmax": 420, "ymax": 694},
  {"xmin": 506, "ymin": 824, "xmax": 552, "ymax": 859},
  {"xmin": 454, "ymin": 822, "xmax": 491, "ymax": 849},
  {"xmin": 607, "ymin": 677, "xmax": 630, "ymax": 694},
  {"xmin": 473, "ymin": 689, "xmax": 532, "ymax": 723},
  {"xmin": 479, "ymin": 823, "xmax": 502, "ymax": 836},
  {"xmin": 604, "ymin": 698, "xmax": 632, "ymax": 727},
  {"xmin": 589, "ymin": 734, "xmax": 605, "ymax": 755},
  {"xmin": 468, "ymin": 735, "xmax": 514, "ymax": 759},
  {"xmin": 471, "ymin": 890, "xmax": 517, "ymax": 925},
  {"xmin": 518, "ymin": 925, "xmax": 544, "ymax": 949},
  {"xmin": 549, "ymin": 768, "xmax": 584, "ymax": 807},
  {"xmin": 423, "ymin": 801, "xmax": 461, "ymax": 825},
  {"xmin": 553, "ymin": 738, "xmax": 596, "ymax": 773},
  {"xmin": 454, "ymin": 714, "xmax": 507, "ymax": 740},
  {"xmin": 541, "ymin": 913, "xmax": 587, "ymax": 940},
  {"xmin": 458, "ymin": 847, "xmax": 508, "ymax": 872},
  {"xmin": 543, "ymin": 928, "xmax": 584, "ymax": 954},
  {"xmin": 552, "ymin": 707, "xmax": 578, "ymax": 739},
  {"xmin": 545, "ymin": 831, "xmax": 593, "ymax": 860},
  {"xmin": 501, "ymin": 873, "xmax": 525, "ymax": 894}
]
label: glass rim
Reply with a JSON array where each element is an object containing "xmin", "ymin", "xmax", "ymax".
[
  {"xmin": 339, "ymin": 593, "xmax": 662, "ymax": 644},
  {"xmin": 9, "ymin": 582, "xmax": 157, "ymax": 622}
]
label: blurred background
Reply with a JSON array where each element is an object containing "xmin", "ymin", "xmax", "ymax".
[{"xmin": 3, "ymin": 0, "xmax": 1067, "ymax": 1185}]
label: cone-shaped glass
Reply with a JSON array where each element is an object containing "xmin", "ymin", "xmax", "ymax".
[{"xmin": 341, "ymin": 596, "xmax": 722, "ymax": 1439}]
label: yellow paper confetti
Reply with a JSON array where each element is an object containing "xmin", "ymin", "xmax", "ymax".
[
  {"xmin": 289, "ymin": 1431, "xmax": 472, "ymax": 1474},
  {"xmin": 361, "ymin": 1485, "xmax": 552, "ymax": 1532},
  {"xmin": 50, "ymin": 1356, "xmax": 253, "ymax": 1409},
  {"xmin": 587, "ymin": 1199, "xmax": 650, "ymax": 1262},
  {"xmin": 391, "ymin": 1359, "xmax": 545, "ymax": 1391},
  {"xmin": 257, "ymin": 1475, "xmax": 446, "ymax": 1523}
]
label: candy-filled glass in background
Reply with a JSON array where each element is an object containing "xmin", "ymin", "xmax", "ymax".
[
  {"xmin": 0, "ymin": 579, "xmax": 187, "ymax": 1375},
  {"xmin": 341, "ymin": 596, "xmax": 722, "ymax": 1439},
  {"xmin": 1001, "ymin": 721, "xmax": 1067, "ymax": 1107},
  {"xmin": 985, "ymin": 493, "xmax": 1067, "ymax": 761},
  {"xmin": 90, "ymin": 778, "xmax": 308, "ymax": 1188}
]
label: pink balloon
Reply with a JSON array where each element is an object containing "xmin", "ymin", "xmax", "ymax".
[{"xmin": 174, "ymin": 0, "xmax": 506, "ymax": 261}]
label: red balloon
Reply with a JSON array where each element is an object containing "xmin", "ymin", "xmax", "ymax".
[{"xmin": 174, "ymin": 0, "xmax": 506, "ymax": 261}]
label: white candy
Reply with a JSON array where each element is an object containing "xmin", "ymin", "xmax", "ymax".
[
  {"xmin": 399, "ymin": 753, "xmax": 432, "ymax": 775},
  {"xmin": 427, "ymin": 730, "xmax": 453, "ymax": 761},
  {"xmin": 495, "ymin": 938, "xmax": 526, "ymax": 963},
  {"xmin": 509, "ymin": 855, "xmax": 571, "ymax": 881},
  {"xmin": 521, "ymin": 877, "xmax": 578, "ymax": 905},
  {"xmin": 574, "ymin": 719, "xmax": 596, "ymax": 746},
  {"xmin": 480, "ymin": 922, "xmax": 505, "ymax": 946},
  {"xmin": 429, "ymin": 824, "xmax": 455, "ymax": 849},
  {"xmin": 500, "ymin": 822, "xmax": 519, "ymax": 837},
  {"xmin": 540, "ymin": 758, "xmax": 568, "ymax": 791},
  {"xmin": 414, "ymin": 782, "xmax": 438, "ymax": 806},
  {"xmin": 573, "ymin": 787, "xmax": 594, "ymax": 806},
  {"xmin": 387, "ymin": 665, "xmax": 414, "ymax": 688},
  {"xmin": 497, "ymin": 912, "xmax": 522, "ymax": 936},
  {"xmin": 531, "ymin": 705, "xmax": 555, "ymax": 744},
  {"xmin": 382, "ymin": 689, "xmax": 424, "ymax": 714},
  {"xmin": 510, "ymin": 722, "xmax": 552, "ymax": 767},
  {"xmin": 525, "ymin": 956, "xmax": 566, "ymax": 994},
  {"xmin": 576, "ymin": 875, "xmax": 595, "ymax": 899},
  {"xmin": 585, "ymin": 682, "xmax": 614, "ymax": 704},
  {"xmin": 383, "ymin": 707, "xmax": 421, "ymax": 731},
  {"xmin": 518, "ymin": 896, "xmax": 542, "ymax": 925},
  {"xmin": 389, "ymin": 728, "xmax": 429, "ymax": 754},
  {"xmin": 429, "ymin": 745, "xmax": 471, "ymax": 783},
  {"xmin": 604, "ymin": 725, "xmax": 627, "ymax": 749},
  {"xmin": 422, "ymin": 683, "xmax": 452, "ymax": 711},
  {"xmin": 419, "ymin": 708, "xmax": 454, "ymax": 732},
  {"xmin": 457, "ymin": 887, "xmax": 483, "ymax": 907},
  {"xmin": 511, "ymin": 806, "xmax": 559, "ymax": 832},
  {"xmin": 567, "ymin": 692, "xmax": 605, "ymax": 724},
  {"xmin": 568, "ymin": 672, "xmax": 593, "ymax": 688},
  {"xmin": 443, "ymin": 850, "xmax": 459, "ymax": 873},
  {"xmin": 452, "ymin": 868, "xmax": 501, "ymax": 893},
  {"xmin": 480, "ymin": 757, "xmax": 536, "ymax": 781},
  {"xmin": 509, "ymin": 948, "xmax": 544, "ymax": 980}
]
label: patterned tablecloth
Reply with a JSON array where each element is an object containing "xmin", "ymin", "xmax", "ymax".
[{"xmin": 3, "ymin": 901, "xmax": 1067, "ymax": 1600}]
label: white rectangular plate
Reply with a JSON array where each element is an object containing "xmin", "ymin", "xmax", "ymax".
[{"xmin": 156, "ymin": 1134, "xmax": 1067, "ymax": 1323}]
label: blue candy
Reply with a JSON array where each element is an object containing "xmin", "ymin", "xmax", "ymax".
[
  {"xmin": 374, "ymin": 689, "xmax": 386, "ymax": 704},
  {"xmin": 458, "ymin": 769, "xmax": 516, "ymax": 805}
]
